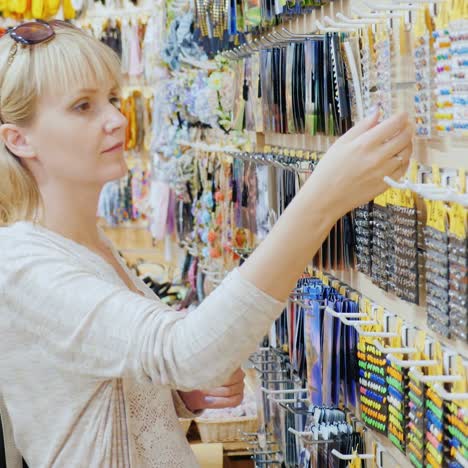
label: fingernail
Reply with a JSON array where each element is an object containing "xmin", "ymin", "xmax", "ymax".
[
  {"xmin": 204, "ymin": 396, "xmax": 216, "ymax": 404},
  {"xmin": 367, "ymin": 106, "xmax": 379, "ymax": 119}
]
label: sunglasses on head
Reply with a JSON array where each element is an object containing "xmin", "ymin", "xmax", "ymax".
[
  {"xmin": 0, "ymin": 19, "xmax": 77, "ymax": 126},
  {"xmin": 8, "ymin": 19, "xmax": 75, "ymax": 45}
]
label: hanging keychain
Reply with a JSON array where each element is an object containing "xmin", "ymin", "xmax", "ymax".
[
  {"xmin": 407, "ymin": 332, "xmax": 430, "ymax": 468},
  {"xmin": 413, "ymin": 5, "xmax": 433, "ymax": 138},
  {"xmin": 424, "ymin": 166, "xmax": 451, "ymax": 337},
  {"xmin": 433, "ymin": 0, "xmax": 454, "ymax": 134},
  {"xmin": 386, "ymin": 318, "xmax": 408, "ymax": 454},
  {"xmin": 448, "ymin": 169, "xmax": 468, "ymax": 342}
]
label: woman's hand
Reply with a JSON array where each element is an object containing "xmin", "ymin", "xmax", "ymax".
[
  {"xmin": 178, "ymin": 368, "xmax": 245, "ymax": 412},
  {"xmin": 310, "ymin": 110, "xmax": 414, "ymax": 216}
]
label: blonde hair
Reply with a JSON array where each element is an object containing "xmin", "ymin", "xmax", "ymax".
[{"xmin": 0, "ymin": 23, "xmax": 122, "ymax": 226}]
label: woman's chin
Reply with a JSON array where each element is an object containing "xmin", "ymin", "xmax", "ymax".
[{"xmin": 103, "ymin": 156, "xmax": 128, "ymax": 182}]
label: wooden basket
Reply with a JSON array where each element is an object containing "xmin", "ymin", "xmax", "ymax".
[
  {"xmin": 195, "ymin": 416, "xmax": 258, "ymax": 443},
  {"xmin": 179, "ymin": 418, "xmax": 193, "ymax": 435}
]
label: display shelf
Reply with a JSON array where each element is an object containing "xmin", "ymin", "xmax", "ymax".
[
  {"xmin": 328, "ymin": 268, "xmax": 468, "ymax": 358},
  {"xmin": 193, "ymin": 2, "xmax": 467, "ymax": 465},
  {"xmin": 240, "ymin": 0, "xmax": 468, "ymax": 172},
  {"xmin": 260, "ymin": 132, "xmax": 468, "ymax": 170}
]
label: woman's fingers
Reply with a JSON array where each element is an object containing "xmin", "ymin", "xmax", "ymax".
[
  {"xmin": 200, "ymin": 367, "xmax": 246, "ymax": 406},
  {"xmin": 359, "ymin": 112, "xmax": 410, "ymax": 148},
  {"xmin": 387, "ymin": 144, "xmax": 413, "ymax": 180},
  {"xmin": 222, "ymin": 368, "xmax": 245, "ymax": 387},
  {"xmin": 377, "ymin": 125, "xmax": 413, "ymax": 161},
  {"xmin": 203, "ymin": 393, "xmax": 244, "ymax": 409},
  {"xmin": 204, "ymin": 381, "xmax": 245, "ymax": 398},
  {"xmin": 338, "ymin": 109, "xmax": 380, "ymax": 144}
]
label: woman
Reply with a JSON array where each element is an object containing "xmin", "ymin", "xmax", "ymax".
[{"xmin": 0, "ymin": 20, "xmax": 412, "ymax": 467}]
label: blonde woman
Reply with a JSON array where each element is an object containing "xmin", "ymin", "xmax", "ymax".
[{"xmin": 0, "ymin": 21, "xmax": 413, "ymax": 467}]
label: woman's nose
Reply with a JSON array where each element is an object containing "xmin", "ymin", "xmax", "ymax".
[{"xmin": 104, "ymin": 108, "xmax": 128, "ymax": 134}]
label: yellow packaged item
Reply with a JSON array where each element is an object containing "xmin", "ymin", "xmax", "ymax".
[
  {"xmin": 63, "ymin": 0, "xmax": 75, "ymax": 20},
  {"xmin": 31, "ymin": 0, "xmax": 45, "ymax": 19}
]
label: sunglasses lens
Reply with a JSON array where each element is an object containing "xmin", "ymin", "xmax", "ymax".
[{"xmin": 12, "ymin": 22, "xmax": 54, "ymax": 44}]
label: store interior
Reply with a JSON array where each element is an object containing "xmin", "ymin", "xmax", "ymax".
[{"xmin": 1, "ymin": 0, "xmax": 467, "ymax": 466}]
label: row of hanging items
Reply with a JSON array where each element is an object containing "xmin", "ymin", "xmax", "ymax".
[
  {"xmin": 423, "ymin": 168, "xmax": 468, "ymax": 341},
  {"xmin": 271, "ymin": 275, "xmax": 360, "ymax": 409},
  {"xmin": 0, "ymin": 0, "xmax": 144, "ymax": 21},
  {"xmin": 0, "ymin": 0, "xmax": 77, "ymax": 20},
  {"xmin": 354, "ymin": 165, "xmax": 420, "ymax": 305},
  {"xmin": 174, "ymin": 146, "xmax": 360, "ymax": 277},
  {"xmin": 248, "ymin": 345, "xmax": 370, "ymax": 468},
  {"xmin": 194, "ymin": 0, "xmax": 335, "ymax": 51},
  {"xmin": 179, "ymin": 252, "xmax": 210, "ymax": 306},
  {"xmin": 173, "ymin": 148, "xmax": 276, "ymax": 265},
  {"xmin": 248, "ymin": 270, "xmax": 468, "ymax": 468},
  {"xmin": 218, "ymin": 0, "xmax": 467, "ymax": 139},
  {"xmin": 429, "ymin": 0, "xmax": 467, "ymax": 136},
  {"xmin": 254, "ymin": 279, "xmax": 357, "ymax": 467},
  {"xmin": 80, "ymin": 10, "xmax": 165, "ymax": 86},
  {"xmin": 120, "ymin": 88, "xmax": 153, "ymax": 152},
  {"xmin": 176, "ymin": 146, "xmax": 467, "ymax": 339},
  {"xmin": 356, "ymin": 163, "xmax": 468, "ymax": 339},
  {"xmin": 257, "ymin": 147, "xmax": 355, "ymax": 271},
  {"xmin": 97, "ymin": 159, "xmax": 149, "ymax": 226},
  {"xmin": 230, "ymin": 33, "xmax": 354, "ymax": 136}
]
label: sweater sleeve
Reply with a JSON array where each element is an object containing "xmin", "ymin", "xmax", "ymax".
[{"xmin": 2, "ymin": 246, "xmax": 285, "ymax": 391}]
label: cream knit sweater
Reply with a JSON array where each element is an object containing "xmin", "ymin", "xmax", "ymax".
[{"xmin": 0, "ymin": 222, "xmax": 285, "ymax": 467}]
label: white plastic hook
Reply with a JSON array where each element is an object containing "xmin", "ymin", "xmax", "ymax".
[
  {"xmin": 267, "ymin": 396, "xmax": 309, "ymax": 404},
  {"xmin": 373, "ymin": 340, "xmax": 417, "ymax": 354},
  {"xmin": 336, "ymin": 12, "xmax": 383, "ymax": 24},
  {"xmin": 383, "ymin": 176, "xmax": 413, "ymax": 190},
  {"xmin": 290, "ymin": 297, "xmax": 324, "ymax": 309},
  {"xmin": 324, "ymin": 16, "xmax": 366, "ymax": 29},
  {"xmin": 418, "ymin": 186, "xmax": 451, "ymax": 199},
  {"xmin": 261, "ymin": 387, "xmax": 308, "ymax": 395},
  {"xmin": 383, "ymin": 177, "xmax": 458, "ymax": 203},
  {"xmin": 409, "ymin": 367, "xmax": 463, "ymax": 384},
  {"xmin": 386, "ymin": 354, "xmax": 438, "ymax": 368},
  {"xmin": 456, "ymin": 193, "xmax": 468, "ymax": 207},
  {"xmin": 324, "ymin": 307, "xmax": 369, "ymax": 325},
  {"xmin": 354, "ymin": 325, "xmax": 398, "ymax": 337},
  {"xmin": 331, "ymin": 449, "xmax": 375, "ymax": 461},
  {"xmin": 394, "ymin": 0, "xmax": 446, "ymax": 3},
  {"xmin": 288, "ymin": 428, "xmax": 315, "ymax": 438},
  {"xmin": 351, "ymin": 5, "xmax": 404, "ymax": 18},
  {"xmin": 362, "ymin": 0, "xmax": 419, "ymax": 10},
  {"xmin": 315, "ymin": 19, "xmax": 355, "ymax": 33},
  {"xmin": 433, "ymin": 384, "xmax": 468, "ymax": 401}
]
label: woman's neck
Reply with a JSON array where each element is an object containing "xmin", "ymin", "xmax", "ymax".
[{"xmin": 39, "ymin": 182, "xmax": 104, "ymax": 250}]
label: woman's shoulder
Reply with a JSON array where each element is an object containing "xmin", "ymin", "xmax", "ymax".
[
  {"xmin": 0, "ymin": 221, "xmax": 84, "ymax": 265},
  {"xmin": 0, "ymin": 221, "xmax": 41, "ymax": 249},
  {"xmin": 0, "ymin": 222, "xmax": 117, "ymax": 279}
]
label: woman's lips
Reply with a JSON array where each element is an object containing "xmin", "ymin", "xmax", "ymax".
[{"xmin": 102, "ymin": 142, "xmax": 124, "ymax": 153}]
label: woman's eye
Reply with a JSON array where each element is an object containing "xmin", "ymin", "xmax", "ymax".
[
  {"xmin": 110, "ymin": 97, "xmax": 121, "ymax": 108},
  {"xmin": 74, "ymin": 101, "xmax": 90, "ymax": 112}
]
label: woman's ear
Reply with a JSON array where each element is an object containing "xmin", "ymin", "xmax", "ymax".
[{"xmin": 0, "ymin": 124, "xmax": 36, "ymax": 159}]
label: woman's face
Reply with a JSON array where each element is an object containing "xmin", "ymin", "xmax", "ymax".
[{"xmin": 27, "ymin": 81, "xmax": 128, "ymax": 188}]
